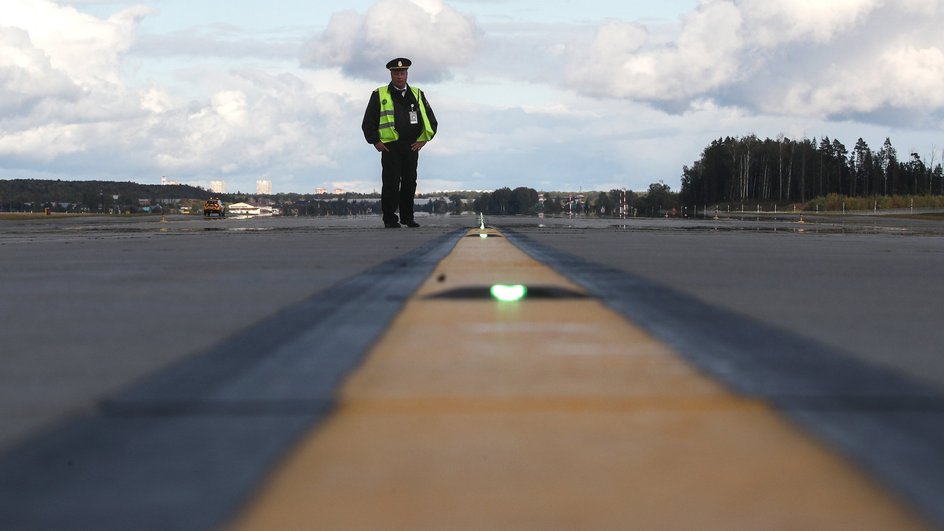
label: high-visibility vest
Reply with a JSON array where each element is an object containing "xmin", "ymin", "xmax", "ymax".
[{"xmin": 377, "ymin": 85, "xmax": 435, "ymax": 143}]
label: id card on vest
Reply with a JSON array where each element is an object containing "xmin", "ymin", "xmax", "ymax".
[{"xmin": 409, "ymin": 104, "xmax": 419, "ymax": 125}]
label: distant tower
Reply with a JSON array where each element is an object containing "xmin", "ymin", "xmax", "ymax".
[
  {"xmin": 210, "ymin": 180, "xmax": 225, "ymax": 194},
  {"xmin": 256, "ymin": 179, "xmax": 272, "ymax": 195}
]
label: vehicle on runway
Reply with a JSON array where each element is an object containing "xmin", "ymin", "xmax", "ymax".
[{"xmin": 204, "ymin": 198, "xmax": 225, "ymax": 218}]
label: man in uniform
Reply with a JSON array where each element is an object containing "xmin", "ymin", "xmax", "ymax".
[{"xmin": 362, "ymin": 57, "xmax": 438, "ymax": 228}]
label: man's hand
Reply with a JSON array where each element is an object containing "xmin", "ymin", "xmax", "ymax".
[
  {"xmin": 374, "ymin": 141, "xmax": 389, "ymax": 152},
  {"xmin": 411, "ymin": 141, "xmax": 427, "ymax": 152}
]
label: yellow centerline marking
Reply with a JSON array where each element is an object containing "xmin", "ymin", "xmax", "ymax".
[{"xmin": 231, "ymin": 227, "xmax": 925, "ymax": 530}]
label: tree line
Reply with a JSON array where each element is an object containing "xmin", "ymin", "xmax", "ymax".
[
  {"xmin": 472, "ymin": 185, "xmax": 680, "ymax": 217},
  {"xmin": 680, "ymin": 135, "xmax": 944, "ymax": 206},
  {"xmin": 13, "ymin": 137, "xmax": 943, "ymax": 218},
  {"xmin": 0, "ymin": 178, "xmax": 680, "ymax": 217},
  {"xmin": 0, "ymin": 179, "xmax": 211, "ymax": 212}
]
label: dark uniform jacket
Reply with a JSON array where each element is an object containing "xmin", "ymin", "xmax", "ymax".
[{"xmin": 362, "ymin": 83, "xmax": 438, "ymax": 145}]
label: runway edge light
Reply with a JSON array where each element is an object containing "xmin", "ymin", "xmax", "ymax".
[{"xmin": 490, "ymin": 284, "xmax": 527, "ymax": 302}]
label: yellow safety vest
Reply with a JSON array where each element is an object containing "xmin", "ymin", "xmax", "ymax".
[{"xmin": 377, "ymin": 85, "xmax": 434, "ymax": 143}]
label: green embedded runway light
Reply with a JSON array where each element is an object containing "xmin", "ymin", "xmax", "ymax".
[
  {"xmin": 480, "ymin": 233, "xmax": 489, "ymax": 239},
  {"xmin": 490, "ymin": 284, "xmax": 527, "ymax": 302}
]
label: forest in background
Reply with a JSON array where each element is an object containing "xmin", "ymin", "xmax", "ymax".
[
  {"xmin": 0, "ymin": 179, "xmax": 210, "ymax": 212},
  {"xmin": 680, "ymin": 136, "xmax": 944, "ymax": 207}
]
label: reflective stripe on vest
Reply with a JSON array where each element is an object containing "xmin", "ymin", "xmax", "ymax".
[{"xmin": 376, "ymin": 85, "xmax": 434, "ymax": 143}]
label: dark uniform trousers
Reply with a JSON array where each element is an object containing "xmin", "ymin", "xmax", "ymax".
[{"xmin": 381, "ymin": 139, "xmax": 419, "ymax": 225}]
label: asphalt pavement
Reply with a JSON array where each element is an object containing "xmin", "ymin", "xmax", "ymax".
[
  {"xmin": 0, "ymin": 214, "xmax": 451, "ymax": 450},
  {"xmin": 1, "ymin": 211, "xmax": 943, "ymax": 529},
  {"xmin": 509, "ymin": 214, "xmax": 944, "ymax": 389}
]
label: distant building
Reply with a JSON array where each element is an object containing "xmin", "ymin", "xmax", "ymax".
[
  {"xmin": 316, "ymin": 187, "xmax": 327, "ymax": 195},
  {"xmin": 256, "ymin": 179, "xmax": 272, "ymax": 195},
  {"xmin": 227, "ymin": 202, "xmax": 279, "ymax": 217},
  {"xmin": 210, "ymin": 180, "xmax": 225, "ymax": 194},
  {"xmin": 160, "ymin": 176, "xmax": 179, "ymax": 185}
]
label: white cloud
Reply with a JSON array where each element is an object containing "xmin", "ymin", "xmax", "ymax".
[
  {"xmin": 566, "ymin": 2, "xmax": 744, "ymax": 102},
  {"xmin": 4, "ymin": 0, "xmax": 152, "ymax": 87},
  {"xmin": 881, "ymin": 46, "xmax": 944, "ymax": 107},
  {"xmin": 212, "ymin": 90, "xmax": 248, "ymax": 124},
  {"xmin": 0, "ymin": 26, "xmax": 79, "ymax": 116},
  {"xmin": 564, "ymin": 0, "xmax": 944, "ymax": 124},
  {"xmin": 0, "ymin": 123, "xmax": 85, "ymax": 159},
  {"xmin": 781, "ymin": 45, "xmax": 944, "ymax": 118},
  {"xmin": 1, "ymin": 0, "xmax": 153, "ymax": 164},
  {"xmin": 138, "ymin": 69, "xmax": 350, "ymax": 181},
  {"xmin": 741, "ymin": 0, "xmax": 881, "ymax": 46},
  {"xmin": 300, "ymin": 0, "xmax": 481, "ymax": 81},
  {"xmin": 0, "ymin": 0, "xmax": 359, "ymax": 192}
]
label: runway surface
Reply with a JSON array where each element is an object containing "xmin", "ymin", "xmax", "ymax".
[{"xmin": 1, "ymin": 213, "xmax": 942, "ymax": 529}]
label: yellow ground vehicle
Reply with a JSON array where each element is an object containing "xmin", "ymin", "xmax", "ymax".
[{"xmin": 204, "ymin": 198, "xmax": 225, "ymax": 217}]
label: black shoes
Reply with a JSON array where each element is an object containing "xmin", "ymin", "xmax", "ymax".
[{"xmin": 383, "ymin": 221, "xmax": 418, "ymax": 228}]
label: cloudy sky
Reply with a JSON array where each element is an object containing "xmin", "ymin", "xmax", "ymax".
[{"xmin": 3, "ymin": 0, "xmax": 943, "ymax": 194}]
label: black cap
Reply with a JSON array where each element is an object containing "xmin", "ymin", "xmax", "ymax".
[{"xmin": 386, "ymin": 57, "xmax": 412, "ymax": 70}]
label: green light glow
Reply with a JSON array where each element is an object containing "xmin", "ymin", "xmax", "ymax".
[
  {"xmin": 490, "ymin": 284, "xmax": 527, "ymax": 302},
  {"xmin": 479, "ymin": 233, "xmax": 488, "ymax": 239}
]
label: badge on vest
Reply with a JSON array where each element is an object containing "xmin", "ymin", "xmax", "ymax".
[{"xmin": 409, "ymin": 104, "xmax": 418, "ymax": 125}]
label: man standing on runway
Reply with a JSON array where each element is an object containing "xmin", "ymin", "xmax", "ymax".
[{"xmin": 362, "ymin": 57, "xmax": 438, "ymax": 228}]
